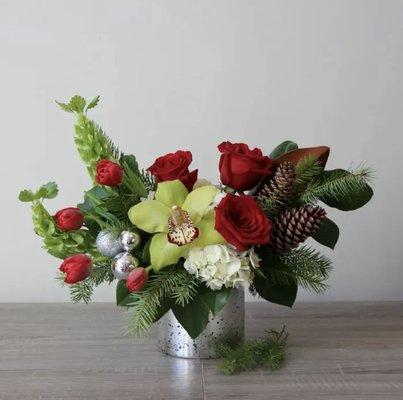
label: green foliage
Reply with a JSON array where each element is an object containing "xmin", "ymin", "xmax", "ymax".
[
  {"xmin": 56, "ymin": 95, "xmax": 87, "ymax": 113},
  {"xmin": 300, "ymin": 167, "xmax": 374, "ymax": 211},
  {"xmin": 253, "ymin": 248, "xmax": 297, "ymax": 307},
  {"xmin": 74, "ymin": 113, "xmax": 120, "ymax": 177},
  {"xmin": 312, "ymin": 217, "xmax": 339, "ymax": 249},
  {"xmin": 257, "ymin": 192, "xmax": 281, "ymax": 219},
  {"xmin": 127, "ymin": 266, "xmax": 198, "ymax": 337},
  {"xmin": 86, "ymin": 95, "xmax": 100, "ymax": 111},
  {"xmin": 216, "ymin": 327, "xmax": 288, "ymax": 375},
  {"xmin": 172, "ymin": 295, "xmax": 210, "ymax": 339},
  {"xmin": 278, "ymin": 246, "xmax": 333, "ymax": 294},
  {"xmin": 121, "ymin": 155, "xmax": 148, "ymax": 198},
  {"xmin": 66, "ymin": 263, "xmax": 114, "ymax": 304},
  {"xmin": 140, "ymin": 170, "xmax": 157, "ymax": 193},
  {"xmin": 171, "ymin": 286, "xmax": 233, "ymax": 339},
  {"xmin": 269, "ymin": 141, "xmax": 298, "ymax": 159},
  {"xmin": 293, "ymin": 155, "xmax": 323, "ymax": 195},
  {"xmin": 18, "ymin": 182, "xmax": 59, "ymax": 202}
]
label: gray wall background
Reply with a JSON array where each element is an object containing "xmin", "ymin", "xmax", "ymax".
[{"xmin": 1, "ymin": 0, "xmax": 402, "ymax": 302}]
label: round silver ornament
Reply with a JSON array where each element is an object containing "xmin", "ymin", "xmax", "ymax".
[
  {"xmin": 112, "ymin": 252, "xmax": 139, "ymax": 280},
  {"xmin": 120, "ymin": 230, "xmax": 141, "ymax": 252},
  {"xmin": 96, "ymin": 230, "xmax": 124, "ymax": 258}
]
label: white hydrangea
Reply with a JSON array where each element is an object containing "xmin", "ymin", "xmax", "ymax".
[{"xmin": 184, "ymin": 244, "xmax": 253, "ymax": 291}]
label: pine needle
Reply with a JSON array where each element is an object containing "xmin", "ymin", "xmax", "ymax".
[
  {"xmin": 300, "ymin": 165, "xmax": 373, "ymax": 205},
  {"xmin": 216, "ymin": 327, "xmax": 288, "ymax": 375},
  {"xmin": 128, "ymin": 267, "xmax": 198, "ymax": 337},
  {"xmin": 280, "ymin": 246, "xmax": 332, "ymax": 294}
]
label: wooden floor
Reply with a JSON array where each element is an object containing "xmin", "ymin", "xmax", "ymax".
[{"xmin": 1, "ymin": 302, "xmax": 403, "ymax": 399}]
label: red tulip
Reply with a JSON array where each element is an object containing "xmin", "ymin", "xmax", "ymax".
[
  {"xmin": 54, "ymin": 207, "xmax": 84, "ymax": 231},
  {"xmin": 60, "ymin": 254, "xmax": 92, "ymax": 284}
]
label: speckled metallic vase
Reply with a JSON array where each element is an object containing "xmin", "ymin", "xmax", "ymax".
[{"xmin": 157, "ymin": 289, "xmax": 244, "ymax": 359}]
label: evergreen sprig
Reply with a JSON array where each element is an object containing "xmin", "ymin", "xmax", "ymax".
[
  {"xmin": 128, "ymin": 267, "xmax": 198, "ymax": 337},
  {"xmin": 257, "ymin": 192, "xmax": 281, "ymax": 219},
  {"xmin": 300, "ymin": 166, "xmax": 373, "ymax": 205},
  {"xmin": 274, "ymin": 246, "xmax": 332, "ymax": 294},
  {"xmin": 216, "ymin": 327, "xmax": 288, "ymax": 375},
  {"xmin": 293, "ymin": 155, "xmax": 323, "ymax": 195}
]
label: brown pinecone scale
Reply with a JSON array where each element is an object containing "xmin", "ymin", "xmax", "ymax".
[
  {"xmin": 257, "ymin": 162, "xmax": 296, "ymax": 209},
  {"xmin": 271, "ymin": 205, "xmax": 326, "ymax": 253}
]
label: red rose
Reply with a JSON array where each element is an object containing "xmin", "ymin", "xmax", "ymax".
[
  {"xmin": 96, "ymin": 159, "xmax": 124, "ymax": 186},
  {"xmin": 147, "ymin": 150, "xmax": 198, "ymax": 191},
  {"xmin": 54, "ymin": 207, "xmax": 84, "ymax": 231},
  {"xmin": 215, "ymin": 194, "xmax": 272, "ymax": 251},
  {"xmin": 218, "ymin": 141, "xmax": 275, "ymax": 191},
  {"xmin": 59, "ymin": 254, "xmax": 92, "ymax": 284},
  {"xmin": 126, "ymin": 268, "xmax": 149, "ymax": 292}
]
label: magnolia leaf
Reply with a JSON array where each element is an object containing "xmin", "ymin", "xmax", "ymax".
[
  {"xmin": 269, "ymin": 141, "xmax": 298, "ymax": 159},
  {"xmin": 318, "ymin": 169, "xmax": 374, "ymax": 211},
  {"xmin": 155, "ymin": 180, "xmax": 188, "ymax": 208},
  {"xmin": 128, "ymin": 200, "xmax": 170, "ymax": 233},
  {"xmin": 116, "ymin": 280, "xmax": 139, "ymax": 307},
  {"xmin": 182, "ymin": 185, "xmax": 217, "ymax": 223},
  {"xmin": 86, "ymin": 95, "xmax": 100, "ymax": 110},
  {"xmin": 312, "ymin": 217, "xmax": 339, "ymax": 249},
  {"xmin": 199, "ymin": 286, "xmax": 233, "ymax": 317},
  {"xmin": 172, "ymin": 296, "xmax": 210, "ymax": 339},
  {"xmin": 149, "ymin": 232, "xmax": 189, "ymax": 270},
  {"xmin": 277, "ymin": 146, "xmax": 330, "ymax": 167},
  {"xmin": 254, "ymin": 249, "xmax": 297, "ymax": 307}
]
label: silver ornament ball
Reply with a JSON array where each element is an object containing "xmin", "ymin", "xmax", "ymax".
[
  {"xmin": 96, "ymin": 230, "xmax": 124, "ymax": 258},
  {"xmin": 112, "ymin": 252, "xmax": 139, "ymax": 280},
  {"xmin": 120, "ymin": 230, "xmax": 141, "ymax": 252}
]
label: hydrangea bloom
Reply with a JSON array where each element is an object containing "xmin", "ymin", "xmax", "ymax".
[{"xmin": 184, "ymin": 244, "xmax": 253, "ymax": 290}]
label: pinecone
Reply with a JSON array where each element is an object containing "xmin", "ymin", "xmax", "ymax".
[
  {"xmin": 271, "ymin": 205, "xmax": 326, "ymax": 253},
  {"xmin": 257, "ymin": 162, "xmax": 296, "ymax": 209}
]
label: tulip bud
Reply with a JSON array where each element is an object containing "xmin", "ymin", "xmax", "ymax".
[
  {"xmin": 54, "ymin": 207, "xmax": 84, "ymax": 231},
  {"xmin": 59, "ymin": 254, "xmax": 92, "ymax": 284},
  {"xmin": 96, "ymin": 159, "xmax": 123, "ymax": 186},
  {"xmin": 126, "ymin": 267, "xmax": 149, "ymax": 292}
]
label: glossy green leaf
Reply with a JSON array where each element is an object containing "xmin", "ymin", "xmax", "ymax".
[
  {"xmin": 128, "ymin": 200, "xmax": 170, "ymax": 233},
  {"xmin": 312, "ymin": 217, "xmax": 339, "ymax": 249},
  {"xmin": 116, "ymin": 280, "xmax": 138, "ymax": 307},
  {"xmin": 200, "ymin": 286, "xmax": 233, "ymax": 317},
  {"xmin": 319, "ymin": 169, "xmax": 374, "ymax": 211},
  {"xmin": 155, "ymin": 180, "xmax": 188, "ymax": 208},
  {"xmin": 254, "ymin": 249, "xmax": 297, "ymax": 308},
  {"xmin": 269, "ymin": 141, "xmax": 298, "ymax": 159},
  {"xmin": 172, "ymin": 296, "xmax": 210, "ymax": 339}
]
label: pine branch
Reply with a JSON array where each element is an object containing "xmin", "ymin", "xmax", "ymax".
[
  {"xmin": 140, "ymin": 170, "xmax": 157, "ymax": 193},
  {"xmin": 69, "ymin": 280, "xmax": 94, "ymax": 304},
  {"xmin": 293, "ymin": 155, "xmax": 323, "ymax": 194},
  {"xmin": 300, "ymin": 166, "xmax": 373, "ymax": 205},
  {"xmin": 170, "ymin": 272, "xmax": 198, "ymax": 307},
  {"xmin": 279, "ymin": 246, "xmax": 332, "ymax": 293},
  {"xmin": 257, "ymin": 192, "xmax": 281, "ymax": 219},
  {"xmin": 216, "ymin": 327, "xmax": 288, "ymax": 375},
  {"xmin": 128, "ymin": 267, "xmax": 196, "ymax": 337}
]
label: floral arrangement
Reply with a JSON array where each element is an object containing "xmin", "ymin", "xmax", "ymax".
[{"xmin": 19, "ymin": 95, "xmax": 373, "ymax": 340}]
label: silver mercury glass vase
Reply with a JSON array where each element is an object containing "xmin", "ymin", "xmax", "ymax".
[{"xmin": 157, "ymin": 289, "xmax": 244, "ymax": 359}]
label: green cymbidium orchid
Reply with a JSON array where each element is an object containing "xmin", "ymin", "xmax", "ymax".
[{"xmin": 128, "ymin": 180, "xmax": 225, "ymax": 270}]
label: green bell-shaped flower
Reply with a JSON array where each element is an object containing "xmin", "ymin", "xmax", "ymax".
[{"xmin": 128, "ymin": 180, "xmax": 225, "ymax": 270}]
